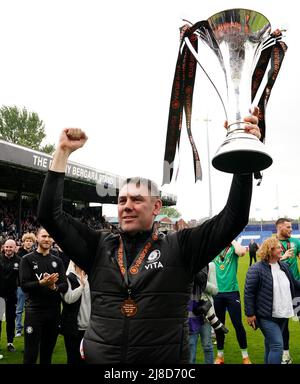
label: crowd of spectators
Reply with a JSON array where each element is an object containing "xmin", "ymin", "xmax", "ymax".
[{"xmin": 0, "ymin": 197, "xmax": 113, "ymax": 248}]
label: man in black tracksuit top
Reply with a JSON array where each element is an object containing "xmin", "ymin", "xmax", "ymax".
[
  {"xmin": 0, "ymin": 239, "xmax": 20, "ymax": 352},
  {"xmin": 38, "ymin": 112, "xmax": 260, "ymax": 364},
  {"xmin": 19, "ymin": 228, "xmax": 68, "ymax": 364}
]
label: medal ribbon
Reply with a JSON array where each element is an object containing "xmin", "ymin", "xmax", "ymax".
[
  {"xmin": 117, "ymin": 231, "xmax": 159, "ymax": 286},
  {"xmin": 219, "ymin": 244, "xmax": 231, "ymax": 261},
  {"xmin": 278, "ymin": 238, "xmax": 290, "ymax": 254}
]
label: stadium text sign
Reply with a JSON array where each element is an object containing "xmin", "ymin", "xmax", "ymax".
[{"xmin": 0, "ymin": 140, "xmax": 115, "ymax": 187}]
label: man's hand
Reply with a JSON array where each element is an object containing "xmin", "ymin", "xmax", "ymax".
[
  {"xmin": 39, "ymin": 272, "xmax": 59, "ymax": 289},
  {"xmin": 58, "ymin": 128, "xmax": 88, "ymax": 156},
  {"xmin": 50, "ymin": 128, "xmax": 88, "ymax": 172},
  {"xmin": 281, "ymin": 248, "xmax": 294, "ymax": 260},
  {"xmin": 243, "ymin": 106, "xmax": 261, "ymax": 140},
  {"xmin": 232, "ymin": 240, "xmax": 246, "ymax": 257},
  {"xmin": 224, "ymin": 106, "xmax": 261, "ymax": 140}
]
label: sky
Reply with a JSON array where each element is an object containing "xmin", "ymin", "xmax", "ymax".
[{"xmin": 0, "ymin": 0, "xmax": 299, "ymax": 221}]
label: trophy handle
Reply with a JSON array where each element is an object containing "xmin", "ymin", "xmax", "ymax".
[{"xmin": 184, "ymin": 37, "xmax": 228, "ymax": 121}]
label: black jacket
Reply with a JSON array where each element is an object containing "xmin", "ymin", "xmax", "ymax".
[
  {"xmin": 248, "ymin": 242, "xmax": 259, "ymax": 254},
  {"xmin": 60, "ymin": 272, "xmax": 82, "ymax": 336},
  {"xmin": 0, "ymin": 253, "xmax": 21, "ymax": 297},
  {"xmin": 244, "ymin": 260, "xmax": 300, "ymax": 318},
  {"xmin": 37, "ymin": 170, "xmax": 252, "ymax": 364},
  {"xmin": 18, "ymin": 247, "xmax": 31, "ymax": 258}
]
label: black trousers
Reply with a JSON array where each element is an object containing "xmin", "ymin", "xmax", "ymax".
[
  {"xmin": 249, "ymin": 252, "xmax": 257, "ymax": 266},
  {"xmin": 214, "ymin": 291, "xmax": 247, "ymax": 350},
  {"xmin": 64, "ymin": 329, "xmax": 86, "ymax": 364},
  {"xmin": 0, "ymin": 294, "xmax": 17, "ymax": 344},
  {"xmin": 282, "ymin": 320, "xmax": 289, "ymax": 350},
  {"xmin": 23, "ymin": 308, "xmax": 60, "ymax": 364}
]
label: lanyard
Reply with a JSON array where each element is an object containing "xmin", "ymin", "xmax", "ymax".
[
  {"xmin": 219, "ymin": 245, "xmax": 231, "ymax": 261},
  {"xmin": 117, "ymin": 230, "xmax": 159, "ymax": 287},
  {"xmin": 279, "ymin": 238, "xmax": 290, "ymax": 254},
  {"xmin": 117, "ymin": 230, "xmax": 159, "ymax": 318}
]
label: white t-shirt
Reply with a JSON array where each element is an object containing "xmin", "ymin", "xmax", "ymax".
[
  {"xmin": 270, "ymin": 262, "xmax": 294, "ymax": 318},
  {"xmin": 63, "ymin": 274, "xmax": 91, "ymax": 330}
]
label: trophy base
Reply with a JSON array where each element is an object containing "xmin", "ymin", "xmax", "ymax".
[{"xmin": 212, "ymin": 132, "xmax": 273, "ymax": 174}]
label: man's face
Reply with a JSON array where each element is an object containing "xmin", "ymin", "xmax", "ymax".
[
  {"xmin": 24, "ymin": 238, "xmax": 34, "ymax": 251},
  {"xmin": 118, "ymin": 183, "xmax": 162, "ymax": 235},
  {"xmin": 3, "ymin": 240, "xmax": 16, "ymax": 257},
  {"xmin": 36, "ymin": 229, "xmax": 53, "ymax": 251},
  {"xmin": 277, "ymin": 221, "xmax": 292, "ymax": 239}
]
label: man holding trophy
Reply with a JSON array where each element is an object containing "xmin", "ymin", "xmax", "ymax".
[
  {"xmin": 37, "ymin": 9, "xmax": 286, "ymax": 364},
  {"xmin": 161, "ymin": 8, "xmax": 287, "ymax": 364}
]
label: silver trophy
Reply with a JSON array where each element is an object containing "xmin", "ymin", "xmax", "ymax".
[{"xmin": 183, "ymin": 8, "xmax": 280, "ymax": 173}]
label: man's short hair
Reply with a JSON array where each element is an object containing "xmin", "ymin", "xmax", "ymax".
[
  {"xmin": 36, "ymin": 226, "xmax": 47, "ymax": 236},
  {"xmin": 120, "ymin": 177, "xmax": 160, "ymax": 198},
  {"xmin": 275, "ymin": 218, "xmax": 291, "ymax": 227}
]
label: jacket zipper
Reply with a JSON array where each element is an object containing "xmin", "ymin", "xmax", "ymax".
[{"xmin": 120, "ymin": 316, "xmax": 130, "ymax": 363}]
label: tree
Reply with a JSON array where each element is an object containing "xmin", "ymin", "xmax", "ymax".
[
  {"xmin": 160, "ymin": 206, "xmax": 181, "ymax": 218},
  {"xmin": 0, "ymin": 105, "xmax": 55, "ymax": 154},
  {"xmin": 40, "ymin": 143, "xmax": 56, "ymax": 154}
]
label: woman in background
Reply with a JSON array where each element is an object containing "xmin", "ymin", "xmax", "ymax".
[
  {"xmin": 244, "ymin": 237, "xmax": 300, "ymax": 364},
  {"xmin": 61, "ymin": 261, "xmax": 91, "ymax": 364}
]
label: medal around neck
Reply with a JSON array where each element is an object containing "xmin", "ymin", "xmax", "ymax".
[{"xmin": 121, "ymin": 298, "xmax": 138, "ymax": 317}]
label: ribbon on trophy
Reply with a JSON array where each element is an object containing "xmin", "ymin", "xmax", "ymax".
[
  {"xmin": 163, "ymin": 21, "xmax": 206, "ymax": 184},
  {"xmin": 251, "ymin": 29, "xmax": 287, "ymax": 184},
  {"xmin": 162, "ymin": 18, "xmax": 287, "ymax": 185},
  {"xmin": 251, "ymin": 29, "xmax": 288, "ymax": 143}
]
